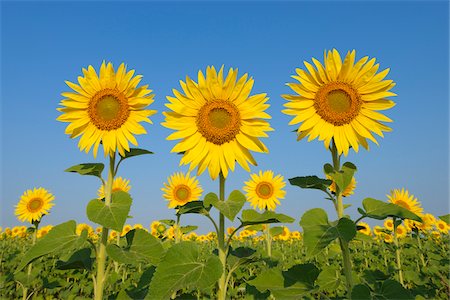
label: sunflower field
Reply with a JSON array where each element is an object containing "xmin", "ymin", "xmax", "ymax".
[{"xmin": 1, "ymin": 50, "xmax": 449, "ymax": 300}]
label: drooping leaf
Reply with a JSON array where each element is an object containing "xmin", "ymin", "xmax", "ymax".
[
  {"xmin": 288, "ymin": 176, "xmax": 332, "ymax": 192},
  {"xmin": 119, "ymin": 148, "xmax": 153, "ymax": 159},
  {"xmin": 239, "ymin": 209, "xmax": 294, "ymax": 226},
  {"xmin": 107, "ymin": 229, "xmax": 165, "ymax": 266},
  {"xmin": 146, "ymin": 242, "xmax": 222, "ymax": 300},
  {"xmin": 204, "ymin": 190, "xmax": 246, "ymax": 221},
  {"xmin": 86, "ymin": 191, "xmax": 132, "ymax": 232},
  {"xmin": 65, "ymin": 163, "xmax": 104, "ymax": 179},
  {"xmin": 360, "ymin": 198, "xmax": 422, "ymax": 222},
  {"xmin": 16, "ymin": 221, "xmax": 87, "ymax": 272},
  {"xmin": 176, "ymin": 201, "xmax": 210, "ymax": 215},
  {"xmin": 300, "ymin": 208, "xmax": 356, "ymax": 257},
  {"xmin": 56, "ymin": 248, "xmax": 93, "ymax": 270}
]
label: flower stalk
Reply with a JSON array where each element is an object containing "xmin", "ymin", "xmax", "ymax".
[
  {"xmin": 217, "ymin": 173, "xmax": 227, "ymax": 300},
  {"xmin": 393, "ymin": 217, "xmax": 405, "ymax": 286}
]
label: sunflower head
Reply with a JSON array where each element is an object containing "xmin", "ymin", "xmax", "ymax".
[
  {"xmin": 395, "ymin": 225, "xmax": 407, "ymax": 238},
  {"xmin": 161, "ymin": 172, "xmax": 203, "ymax": 209},
  {"xmin": 282, "ymin": 49, "xmax": 396, "ymax": 156},
  {"xmin": 373, "ymin": 225, "xmax": 383, "ymax": 236},
  {"xmin": 387, "ymin": 188, "xmax": 423, "ymax": 216},
  {"xmin": 357, "ymin": 222, "xmax": 371, "ymax": 236},
  {"xmin": 76, "ymin": 223, "xmax": 93, "ymax": 236},
  {"xmin": 162, "ymin": 66, "xmax": 273, "ymax": 180},
  {"xmin": 436, "ymin": 220, "xmax": 449, "ymax": 234},
  {"xmin": 328, "ymin": 176, "xmax": 356, "ymax": 197},
  {"xmin": 98, "ymin": 177, "xmax": 131, "ymax": 200},
  {"xmin": 384, "ymin": 219, "xmax": 394, "ymax": 231},
  {"xmin": 15, "ymin": 187, "xmax": 55, "ymax": 224},
  {"xmin": 383, "ymin": 233, "xmax": 393, "ymax": 243},
  {"xmin": 243, "ymin": 170, "xmax": 286, "ymax": 211},
  {"xmin": 57, "ymin": 61, "xmax": 156, "ymax": 157}
]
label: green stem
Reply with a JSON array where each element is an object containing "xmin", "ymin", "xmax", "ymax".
[
  {"xmin": 330, "ymin": 139, "xmax": 354, "ymax": 294},
  {"xmin": 94, "ymin": 154, "xmax": 115, "ymax": 300},
  {"xmin": 393, "ymin": 217, "xmax": 404, "ymax": 286},
  {"xmin": 175, "ymin": 214, "xmax": 181, "ymax": 243},
  {"xmin": 415, "ymin": 231, "xmax": 426, "ymax": 267},
  {"xmin": 22, "ymin": 222, "xmax": 39, "ymax": 300},
  {"xmin": 217, "ymin": 173, "xmax": 227, "ymax": 300},
  {"xmin": 265, "ymin": 222, "xmax": 272, "ymax": 257}
]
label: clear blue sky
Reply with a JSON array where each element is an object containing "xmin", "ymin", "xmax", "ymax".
[{"xmin": 1, "ymin": 1, "xmax": 449, "ymax": 232}]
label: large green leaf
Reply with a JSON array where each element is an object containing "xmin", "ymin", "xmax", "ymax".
[
  {"xmin": 56, "ymin": 248, "xmax": 93, "ymax": 271},
  {"xmin": 316, "ymin": 266, "xmax": 341, "ymax": 292},
  {"xmin": 65, "ymin": 163, "xmax": 104, "ymax": 179},
  {"xmin": 146, "ymin": 242, "xmax": 222, "ymax": 300},
  {"xmin": 16, "ymin": 220, "xmax": 87, "ymax": 272},
  {"xmin": 288, "ymin": 176, "xmax": 332, "ymax": 192},
  {"xmin": 204, "ymin": 190, "xmax": 246, "ymax": 221},
  {"xmin": 239, "ymin": 209, "xmax": 294, "ymax": 226},
  {"xmin": 439, "ymin": 214, "xmax": 450, "ymax": 225},
  {"xmin": 176, "ymin": 201, "xmax": 210, "ymax": 215},
  {"xmin": 107, "ymin": 229, "xmax": 165, "ymax": 266},
  {"xmin": 377, "ymin": 279, "xmax": 412, "ymax": 299},
  {"xmin": 360, "ymin": 198, "xmax": 422, "ymax": 222},
  {"xmin": 248, "ymin": 264, "xmax": 319, "ymax": 299},
  {"xmin": 300, "ymin": 208, "xmax": 356, "ymax": 257},
  {"xmin": 351, "ymin": 284, "xmax": 371, "ymax": 299},
  {"xmin": 86, "ymin": 191, "xmax": 132, "ymax": 232}
]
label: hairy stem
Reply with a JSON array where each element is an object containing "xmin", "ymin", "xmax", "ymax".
[{"xmin": 217, "ymin": 173, "xmax": 227, "ymax": 300}]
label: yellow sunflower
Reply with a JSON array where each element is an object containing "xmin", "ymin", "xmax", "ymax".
[
  {"xmin": 161, "ymin": 172, "xmax": 203, "ymax": 208},
  {"xmin": 328, "ymin": 176, "xmax": 356, "ymax": 197},
  {"xmin": 357, "ymin": 222, "xmax": 371, "ymax": 236},
  {"xmin": 15, "ymin": 187, "xmax": 55, "ymax": 224},
  {"xmin": 436, "ymin": 220, "xmax": 449, "ymax": 234},
  {"xmin": 387, "ymin": 188, "xmax": 423, "ymax": 216},
  {"xmin": 373, "ymin": 225, "xmax": 383, "ymax": 236},
  {"xmin": 243, "ymin": 170, "xmax": 286, "ymax": 211},
  {"xmin": 76, "ymin": 223, "xmax": 93, "ymax": 236},
  {"xmin": 97, "ymin": 177, "xmax": 131, "ymax": 199},
  {"xmin": 282, "ymin": 49, "xmax": 396, "ymax": 155},
  {"xmin": 395, "ymin": 225, "xmax": 407, "ymax": 238},
  {"xmin": 162, "ymin": 66, "xmax": 273, "ymax": 180},
  {"xmin": 384, "ymin": 219, "xmax": 394, "ymax": 231},
  {"xmin": 57, "ymin": 61, "xmax": 156, "ymax": 157}
]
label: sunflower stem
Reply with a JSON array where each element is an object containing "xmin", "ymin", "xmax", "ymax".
[
  {"xmin": 265, "ymin": 222, "xmax": 272, "ymax": 258},
  {"xmin": 415, "ymin": 230, "xmax": 426, "ymax": 267},
  {"xmin": 94, "ymin": 153, "xmax": 115, "ymax": 300},
  {"xmin": 393, "ymin": 217, "xmax": 405, "ymax": 287},
  {"xmin": 217, "ymin": 173, "xmax": 227, "ymax": 300},
  {"xmin": 330, "ymin": 139, "xmax": 354, "ymax": 295},
  {"xmin": 175, "ymin": 214, "xmax": 181, "ymax": 243},
  {"xmin": 22, "ymin": 221, "xmax": 39, "ymax": 300}
]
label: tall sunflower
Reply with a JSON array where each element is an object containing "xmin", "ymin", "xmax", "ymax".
[
  {"xmin": 243, "ymin": 170, "xmax": 286, "ymax": 211},
  {"xmin": 57, "ymin": 61, "xmax": 156, "ymax": 157},
  {"xmin": 282, "ymin": 49, "xmax": 396, "ymax": 155},
  {"xmin": 15, "ymin": 187, "xmax": 55, "ymax": 224},
  {"xmin": 162, "ymin": 66, "xmax": 273, "ymax": 179},
  {"xmin": 162, "ymin": 172, "xmax": 203, "ymax": 208},
  {"xmin": 97, "ymin": 177, "xmax": 131, "ymax": 199},
  {"xmin": 387, "ymin": 188, "xmax": 423, "ymax": 216}
]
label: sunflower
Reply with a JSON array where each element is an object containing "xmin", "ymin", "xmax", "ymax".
[
  {"xmin": 387, "ymin": 188, "xmax": 423, "ymax": 216},
  {"xmin": 37, "ymin": 225, "xmax": 53, "ymax": 238},
  {"xmin": 328, "ymin": 176, "xmax": 356, "ymax": 197},
  {"xmin": 57, "ymin": 61, "xmax": 156, "ymax": 157},
  {"xmin": 162, "ymin": 172, "xmax": 203, "ymax": 208},
  {"xmin": 383, "ymin": 233, "xmax": 393, "ymax": 243},
  {"xmin": 384, "ymin": 219, "xmax": 394, "ymax": 231},
  {"xmin": 97, "ymin": 176, "xmax": 131, "ymax": 200},
  {"xmin": 357, "ymin": 222, "xmax": 371, "ymax": 236},
  {"xmin": 162, "ymin": 66, "xmax": 273, "ymax": 180},
  {"xmin": 243, "ymin": 170, "xmax": 286, "ymax": 211},
  {"xmin": 395, "ymin": 225, "xmax": 407, "ymax": 238},
  {"xmin": 277, "ymin": 226, "xmax": 291, "ymax": 241},
  {"xmin": 373, "ymin": 225, "xmax": 383, "ymax": 236},
  {"xmin": 436, "ymin": 220, "xmax": 449, "ymax": 234},
  {"xmin": 76, "ymin": 223, "xmax": 93, "ymax": 236},
  {"xmin": 121, "ymin": 224, "xmax": 132, "ymax": 236},
  {"xmin": 282, "ymin": 49, "xmax": 396, "ymax": 156},
  {"xmin": 15, "ymin": 187, "xmax": 55, "ymax": 224}
]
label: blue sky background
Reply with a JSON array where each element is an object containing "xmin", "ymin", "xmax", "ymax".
[{"xmin": 1, "ymin": 1, "xmax": 449, "ymax": 233}]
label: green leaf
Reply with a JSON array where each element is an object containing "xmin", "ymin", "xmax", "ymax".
[
  {"xmin": 180, "ymin": 225, "xmax": 198, "ymax": 234},
  {"xmin": 56, "ymin": 248, "xmax": 93, "ymax": 270},
  {"xmin": 176, "ymin": 201, "xmax": 210, "ymax": 215},
  {"xmin": 159, "ymin": 219, "xmax": 175, "ymax": 226},
  {"xmin": 300, "ymin": 208, "xmax": 356, "ymax": 257},
  {"xmin": 360, "ymin": 198, "xmax": 422, "ymax": 222},
  {"xmin": 107, "ymin": 229, "xmax": 165, "ymax": 266},
  {"xmin": 248, "ymin": 264, "xmax": 319, "ymax": 299},
  {"xmin": 86, "ymin": 191, "xmax": 132, "ymax": 232},
  {"xmin": 204, "ymin": 190, "xmax": 246, "ymax": 221},
  {"xmin": 146, "ymin": 242, "xmax": 222, "ymax": 300},
  {"xmin": 316, "ymin": 266, "xmax": 341, "ymax": 292},
  {"xmin": 377, "ymin": 279, "xmax": 412, "ymax": 299},
  {"xmin": 65, "ymin": 163, "xmax": 104, "ymax": 179},
  {"xmin": 288, "ymin": 176, "xmax": 332, "ymax": 193},
  {"xmin": 16, "ymin": 221, "xmax": 87, "ymax": 272},
  {"xmin": 324, "ymin": 162, "xmax": 356, "ymax": 192},
  {"xmin": 351, "ymin": 284, "xmax": 371, "ymax": 299},
  {"xmin": 239, "ymin": 209, "xmax": 294, "ymax": 226},
  {"xmin": 439, "ymin": 214, "xmax": 450, "ymax": 225},
  {"xmin": 120, "ymin": 148, "xmax": 153, "ymax": 159},
  {"xmin": 269, "ymin": 226, "xmax": 284, "ymax": 237}
]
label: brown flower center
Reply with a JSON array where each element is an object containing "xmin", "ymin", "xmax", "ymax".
[
  {"xmin": 88, "ymin": 88, "xmax": 130, "ymax": 130},
  {"xmin": 256, "ymin": 182, "xmax": 273, "ymax": 199},
  {"xmin": 314, "ymin": 82, "xmax": 361, "ymax": 126},
  {"xmin": 27, "ymin": 198, "xmax": 44, "ymax": 213},
  {"xmin": 174, "ymin": 185, "xmax": 191, "ymax": 203},
  {"xmin": 196, "ymin": 100, "xmax": 241, "ymax": 145}
]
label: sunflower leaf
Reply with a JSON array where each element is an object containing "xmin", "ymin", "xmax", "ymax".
[
  {"xmin": 288, "ymin": 176, "xmax": 332, "ymax": 193},
  {"xmin": 323, "ymin": 162, "xmax": 356, "ymax": 193},
  {"xmin": 239, "ymin": 209, "xmax": 295, "ymax": 226},
  {"xmin": 86, "ymin": 191, "xmax": 132, "ymax": 232},
  {"xmin": 176, "ymin": 201, "xmax": 210, "ymax": 216},
  {"xmin": 65, "ymin": 163, "xmax": 104, "ymax": 179},
  {"xmin": 360, "ymin": 198, "xmax": 422, "ymax": 222},
  {"xmin": 120, "ymin": 148, "xmax": 154, "ymax": 159},
  {"xmin": 204, "ymin": 190, "xmax": 246, "ymax": 222},
  {"xmin": 16, "ymin": 220, "xmax": 88, "ymax": 272}
]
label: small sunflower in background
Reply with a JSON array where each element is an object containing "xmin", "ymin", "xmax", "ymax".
[
  {"xmin": 282, "ymin": 49, "xmax": 396, "ymax": 155},
  {"xmin": 395, "ymin": 224, "xmax": 408, "ymax": 239},
  {"xmin": 57, "ymin": 61, "xmax": 156, "ymax": 157},
  {"xmin": 436, "ymin": 220, "xmax": 449, "ymax": 234},
  {"xmin": 357, "ymin": 222, "xmax": 371, "ymax": 236},
  {"xmin": 76, "ymin": 223, "xmax": 93, "ymax": 236},
  {"xmin": 97, "ymin": 177, "xmax": 131, "ymax": 200},
  {"xmin": 243, "ymin": 170, "xmax": 286, "ymax": 211},
  {"xmin": 162, "ymin": 172, "xmax": 203, "ymax": 208},
  {"xmin": 387, "ymin": 188, "xmax": 423, "ymax": 216},
  {"xmin": 162, "ymin": 66, "xmax": 273, "ymax": 180},
  {"xmin": 384, "ymin": 219, "xmax": 394, "ymax": 231},
  {"xmin": 15, "ymin": 187, "xmax": 55, "ymax": 224},
  {"xmin": 328, "ymin": 176, "xmax": 356, "ymax": 197}
]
